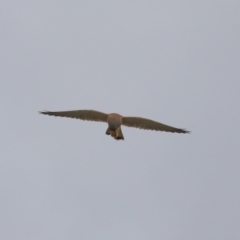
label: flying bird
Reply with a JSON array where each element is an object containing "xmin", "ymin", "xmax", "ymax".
[{"xmin": 40, "ymin": 109, "xmax": 190, "ymax": 140}]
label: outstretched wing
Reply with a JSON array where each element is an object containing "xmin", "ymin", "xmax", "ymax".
[
  {"xmin": 122, "ymin": 117, "xmax": 189, "ymax": 133},
  {"xmin": 39, "ymin": 110, "xmax": 108, "ymax": 122}
]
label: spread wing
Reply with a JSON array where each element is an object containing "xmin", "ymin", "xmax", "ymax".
[
  {"xmin": 122, "ymin": 117, "xmax": 189, "ymax": 133},
  {"xmin": 39, "ymin": 110, "xmax": 108, "ymax": 122}
]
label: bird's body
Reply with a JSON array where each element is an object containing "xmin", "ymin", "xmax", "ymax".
[
  {"xmin": 106, "ymin": 113, "xmax": 124, "ymax": 140},
  {"xmin": 107, "ymin": 113, "xmax": 122, "ymax": 130},
  {"xmin": 40, "ymin": 109, "xmax": 190, "ymax": 140}
]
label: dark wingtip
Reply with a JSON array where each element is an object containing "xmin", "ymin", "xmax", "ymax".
[
  {"xmin": 182, "ymin": 129, "xmax": 191, "ymax": 134},
  {"xmin": 174, "ymin": 128, "xmax": 190, "ymax": 134},
  {"xmin": 39, "ymin": 110, "xmax": 49, "ymax": 115}
]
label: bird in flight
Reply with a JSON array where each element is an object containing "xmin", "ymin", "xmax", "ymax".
[{"xmin": 39, "ymin": 109, "xmax": 190, "ymax": 140}]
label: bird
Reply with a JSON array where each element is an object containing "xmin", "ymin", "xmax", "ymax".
[{"xmin": 39, "ymin": 109, "xmax": 190, "ymax": 140}]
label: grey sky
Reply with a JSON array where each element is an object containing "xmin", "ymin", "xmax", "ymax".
[{"xmin": 1, "ymin": 1, "xmax": 240, "ymax": 239}]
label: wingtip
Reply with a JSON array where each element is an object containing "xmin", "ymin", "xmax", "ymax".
[
  {"xmin": 183, "ymin": 129, "xmax": 191, "ymax": 134},
  {"xmin": 176, "ymin": 128, "xmax": 190, "ymax": 134},
  {"xmin": 39, "ymin": 110, "xmax": 48, "ymax": 115}
]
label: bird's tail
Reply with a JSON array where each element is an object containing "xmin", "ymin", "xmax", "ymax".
[
  {"xmin": 106, "ymin": 127, "xmax": 124, "ymax": 140},
  {"xmin": 116, "ymin": 127, "xmax": 124, "ymax": 140}
]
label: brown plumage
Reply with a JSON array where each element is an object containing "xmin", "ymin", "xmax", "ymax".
[{"xmin": 39, "ymin": 109, "xmax": 190, "ymax": 140}]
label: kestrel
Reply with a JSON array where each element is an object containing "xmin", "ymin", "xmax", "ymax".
[{"xmin": 40, "ymin": 109, "xmax": 190, "ymax": 140}]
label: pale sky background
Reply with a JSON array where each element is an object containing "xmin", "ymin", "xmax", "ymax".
[{"xmin": 1, "ymin": 1, "xmax": 240, "ymax": 240}]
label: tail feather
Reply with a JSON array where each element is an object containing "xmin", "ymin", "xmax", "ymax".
[
  {"xmin": 105, "ymin": 127, "xmax": 111, "ymax": 135},
  {"xmin": 116, "ymin": 127, "xmax": 124, "ymax": 140},
  {"xmin": 105, "ymin": 127, "xmax": 124, "ymax": 140}
]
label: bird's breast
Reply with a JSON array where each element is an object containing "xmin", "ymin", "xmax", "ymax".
[{"xmin": 107, "ymin": 114, "xmax": 122, "ymax": 130}]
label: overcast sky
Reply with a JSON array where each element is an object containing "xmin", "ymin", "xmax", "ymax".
[{"xmin": 1, "ymin": 1, "xmax": 240, "ymax": 240}]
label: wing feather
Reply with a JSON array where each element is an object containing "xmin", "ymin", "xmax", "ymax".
[
  {"xmin": 39, "ymin": 110, "xmax": 108, "ymax": 122},
  {"xmin": 122, "ymin": 117, "xmax": 189, "ymax": 133}
]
